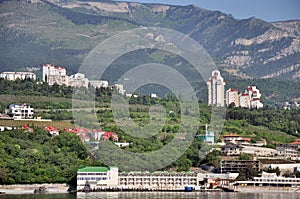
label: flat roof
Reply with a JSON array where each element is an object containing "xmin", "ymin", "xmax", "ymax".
[{"xmin": 77, "ymin": 166, "xmax": 110, "ymax": 173}]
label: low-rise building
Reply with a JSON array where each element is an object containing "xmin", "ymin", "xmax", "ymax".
[
  {"xmin": 276, "ymin": 144, "xmax": 299, "ymax": 158},
  {"xmin": 118, "ymin": 171, "xmax": 199, "ymax": 189},
  {"xmin": 77, "ymin": 166, "xmax": 119, "ymax": 190},
  {"xmin": 113, "ymin": 84, "xmax": 126, "ymax": 95},
  {"xmin": 45, "ymin": 126, "xmax": 60, "ymax": 136},
  {"xmin": 89, "ymin": 80, "xmax": 109, "ymax": 88},
  {"xmin": 76, "ymin": 167, "xmax": 240, "ymax": 191},
  {"xmin": 68, "ymin": 73, "xmax": 89, "ymax": 88},
  {"xmin": 7, "ymin": 103, "xmax": 34, "ymax": 119},
  {"xmin": 222, "ymin": 134, "xmax": 251, "ymax": 145},
  {"xmin": 220, "ymin": 160, "xmax": 261, "ymax": 173},
  {"xmin": 0, "ymin": 72, "xmax": 36, "ymax": 80},
  {"xmin": 235, "ymin": 171, "xmax": 300, "ymax": 187},
  {"xmin": 221, "ymin": 143, "xmax": 243, "ymax": 156}
]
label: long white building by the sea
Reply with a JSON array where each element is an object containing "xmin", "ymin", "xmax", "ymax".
[{"xmin": 76, "ymin": 166, "xmax": 239, "ymax": 191}]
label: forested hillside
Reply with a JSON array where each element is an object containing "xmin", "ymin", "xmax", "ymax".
[{"xmin": 0, "ymin": 0, "xmax": 299, "ymax": 80}]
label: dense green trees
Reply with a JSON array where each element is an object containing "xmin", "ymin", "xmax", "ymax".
[
  {"xmin": 226, "ymin": 107, "xmax": 300, "ymax": 136},
  {"xmin": 0, "ymin": 128, "xmax": 90, "ymax": 185}
]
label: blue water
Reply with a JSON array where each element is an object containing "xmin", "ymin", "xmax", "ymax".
[{"xmin": 0, "ymin": 192, "xmax": 299, "ymax": 199}]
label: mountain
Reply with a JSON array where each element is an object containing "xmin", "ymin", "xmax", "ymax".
[{"xmin": 0, "ymin": 0, "xmax": 299, "ymax": 82}]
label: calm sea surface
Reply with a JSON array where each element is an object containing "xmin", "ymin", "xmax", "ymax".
[{"xmin": 0, "ymin": 192, "xmax": 299, "ymax": 199}]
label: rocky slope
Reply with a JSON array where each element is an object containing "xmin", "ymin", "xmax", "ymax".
[{"xmin": 0, "ymin": 0, "xmax": 299, "ymax": 81}]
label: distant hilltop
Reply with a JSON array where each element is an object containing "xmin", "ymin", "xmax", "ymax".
[{"xmin": 0, "ymin": 0, "xmax": 299, "ymax": 82}]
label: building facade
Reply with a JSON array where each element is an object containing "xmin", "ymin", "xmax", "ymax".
[
  {"xmin": 226, "ymin": 88, "xmax": 239, "ymax": 107},
  {"xmin": 0, "ymin": 72, "xmax": 36, "ymax": 81},
  {"xmin": 220, "ymin": 160, "xmax": 261, "ymax": 173},
  {"xmin": 76, "ymin": 167, "xmax": 241, "ymax": 191},
  {"xmin": 77, "ymin": 166, "xmax": 119, "ymax": 190},
  {"xmin": 7, "ymin": 103, "xmax": 34, "ymax": 119},
  {"xmin": 68, "ymin": 73, "xmax": 89, "ymax": 88},
  {"xmin": 207, "ymin": 70, "xmax": 225, "ymax": 107},
  {"xmin": 89, "ymin": 80, "xmax": 109, "ymax": 88},
  {"xmin": 42, "ymin": 64, "xmax": 68, "ymax": 86},
  {"xmin": 118, "ymin": 171, "xmax": 199, "ymax": 189}
]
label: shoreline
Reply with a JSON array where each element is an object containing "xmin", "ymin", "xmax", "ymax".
[{"xmin": 0, "ymin": 183, "xmax": 69, "ymax": 195}]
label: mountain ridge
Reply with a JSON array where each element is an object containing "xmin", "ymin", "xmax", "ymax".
[{"xmin": 0, "ymin": 0, "xmax": 299, "ymax": 81}]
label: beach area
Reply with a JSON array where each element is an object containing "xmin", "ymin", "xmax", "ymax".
[{"xmin": 0, "ymin": 183, "xmax": 69, "ymax": 195}]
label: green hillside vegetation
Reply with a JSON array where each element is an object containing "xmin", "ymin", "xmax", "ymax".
[
  {"xmin": 0, "ymin": 129, "xmax": 93, "ymax": 184},
  {"xmin": 0, "ymin": 78, "xmax": 299, "ymax": 183}
]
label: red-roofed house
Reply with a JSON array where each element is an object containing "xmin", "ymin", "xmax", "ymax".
[
  {"xmin": 222, "ymin": 134, "xmax": 251, "ymax": 145},
  {"xmin": 101, "ymin": 132, "xmax": 118, "ymax": 141},
  {"xmin": 20, "ymin": 125, "xmax": 33, "ymax": 132},
  {"xmin": 45, "ymin": 126, "xmax": 60, "ymax": 136}
]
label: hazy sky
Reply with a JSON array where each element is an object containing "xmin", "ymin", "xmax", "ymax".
[{"xmin": 117, "ymin": 0, "xmax": 300, "ymax": 22}]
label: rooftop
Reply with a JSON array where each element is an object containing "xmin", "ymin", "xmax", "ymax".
[{"xmin": 77, "ymin": 166, "xmax": 110, "ymax": 173}]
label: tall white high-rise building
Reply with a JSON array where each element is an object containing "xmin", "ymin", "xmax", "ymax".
[{"xmin": 207, "ymin": 70, "xmax": 225, "ymax": 107}]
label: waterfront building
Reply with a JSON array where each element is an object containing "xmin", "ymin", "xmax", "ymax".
[
  {"xmin": 118, "ymin": 171, "xmax": 199, "ymax": 189},
  {"xmin": 207, "ymin": 70, "xmax": 225, "ymax": 107},
  {"xmin": 235, "ymin": 171, "xmax": 300, "ymax": 187},
  {"xmin": 77, "ymin": 166, "xmax": 119, "ymax": 190},
  {"xmin": 226, "ymin": 88, "xmax": 239, "ymax": 107},
  {"xmin": 76, "ymin": 166, "xmax": 241, "ymax": 191},
  {"xmin": 7, "ymin": 103, "xmax": 34, "ymax": 119},
  {"xmin": 0, "ymin": 71, "xmax": 36, "ymax": 81}
]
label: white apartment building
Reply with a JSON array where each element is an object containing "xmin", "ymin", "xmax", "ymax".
[
  {"xmin": 118, "ymin": 171, "xmax": 199, "ymax": 189},
  {"xmin": 248, "ymin": 86, "xmax": 263, "ymax": 109},
  {"xmin": 68, "ymin": 73, "xmax": 89, "ymax": 88},
  {"xmin": 7, "ymin": 103, "xmax": 34, "ymax": 119},
  {"xmin": 0, "ymin": 72, "xmax": 36, "ymax": 80},
  {"xmin": 226, "ymin": 88, "xmax": 239, "ymax": 107},
  {"xmin": 207, "ymin": 70, "xmax": 225, "ymax": 107},
  {"xmin": 77, "ymin": 166, "xmax": 119, "ymax": 190},
  {"xmin": 239, "ymin": 93, "xmax": 250, "ymax": 108},
  {"xmin": 42, "ymin": 64, "xmax": 68, "ymax": 86},
  {"xmin": 113, "ymin": 84, "xmax": 126, "ymax": 95},
  {"xmin": 89, "ymin": 80, "xmax": 109, "ymax": 88}
]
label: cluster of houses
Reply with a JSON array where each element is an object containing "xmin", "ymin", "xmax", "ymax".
[
  {"xmin": 206, "ymin": 70, "xmax": 263, "ymax": 109},
  {"xmin": 42, "ymin": 64, "xmax": 125, "ymax": 93},
  {"xmin": 226, "ymin": 86, "xmax": 264, "ymax": 109},
  {"xmin": 219, "ymin": 135, "xmax": 300, "ymax": 160},
  {"xmin": 0, "ymin": 71, "xmax": 36, "ymax": 80},
  {"xmin": 0, "ymin": 64, "xmax": 160, "ymax": 98},
  {"xmin": 64, "ymin": 127, "xmax": 118, "ymax": 142}
]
